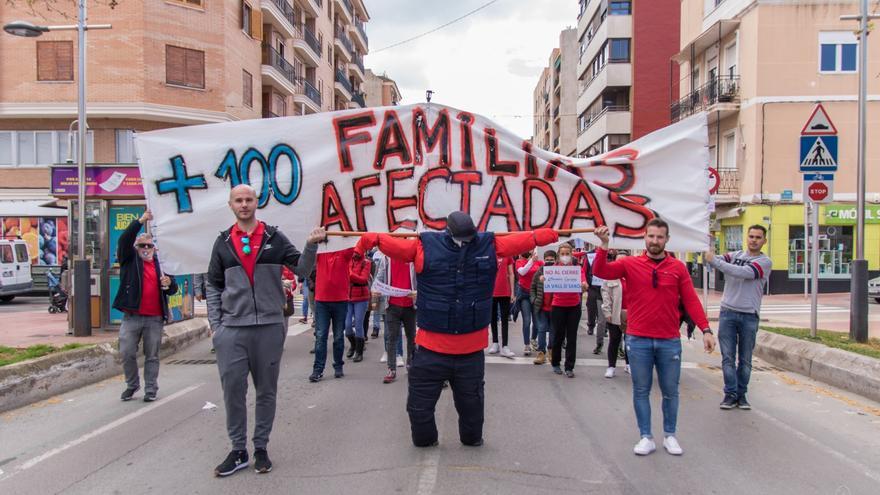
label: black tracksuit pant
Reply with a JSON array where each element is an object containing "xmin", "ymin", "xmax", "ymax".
[{"xmin": 550, "ymin": 305, "xmax": 582, "ymax": 371}]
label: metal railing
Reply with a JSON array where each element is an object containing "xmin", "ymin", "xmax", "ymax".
[
  {"xmin": 670, "ymin": 75, "xmax": 740, "ymax": 122},
  {"xmin": 352, "ymin": 53, "xmax": 364, "ymax": 73},
  {"xmin": 577, "ymin": 104, "xmax": 629, "ymax": 136},
  {"xmin": 340, "ymin": 0, "xmax": 353, "ymax": 16},
  {"xmin": 354, "ymin": 19, "xmax": 368, "ymax": 45},
  {"xmin": 553, "ymin": 137, "xmax": 560, "ymax": 149},
  {"xmin": 352, "ymin": 91, "xmax": 366, "ymax": 107},
  {"xmin": 334, "ymin": 26, "xmax": 353, "ymax": 55},
  {"xmin": 268, "ymin": 0, "xmax": 296, "ymax": 28},
  {"xmin": 717, "ymin": 167, "xmax": 740, "ymax": 195},
  {"xmin": 263, "ymin": 45, "xmax": 296, "ymax": 86},
  {"xmin": 263, "ymin": 109, "xmax": 280, "ymax": 118},
  {"xmin": 298, "ymin": 25, "xmax": 322, "ymax": 56},
  {"xmin": 301, "ymin": 79, "xmax": 321, "ymax": 106},
  {"xmin": 335, "ymin": 69, "xmax": 352, "ymax": 94}
]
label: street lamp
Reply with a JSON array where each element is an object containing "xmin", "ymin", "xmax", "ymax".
[{"xmin": 4, "ymin": 3, "xmax": 111, "ymax": 337}]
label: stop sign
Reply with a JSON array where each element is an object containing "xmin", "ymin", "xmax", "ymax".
[{"xmin": 808, "ymin": 182, "xmax": 829, "ymax": 201}]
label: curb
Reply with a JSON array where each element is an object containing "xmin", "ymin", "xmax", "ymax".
[
  {"xmin": 0, "ymin": 318, "xmax": 210, "ymax": 414},
  {"xmin": 753, "ymin": 331, "xmax": 880, "ymax": 403}
]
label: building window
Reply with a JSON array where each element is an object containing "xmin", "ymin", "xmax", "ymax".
[
  {"xmin": 242, "ymin": 69, "xmax": 253, "ymax": 108},
  {"xmin": 609, "ymin": 39, "xmax": 630, "ymax": 63},
  {"xmin": 722, "ymin": 132, "xmax": 736, "ymax": 169},
  {"xmin": 165, "ymin": 45, "xmax": 205, "ymax": 89},
  {"xmin": 724, "ymin": 42, "xmax": 737, "ymax": 77},
  {"xmin": 0, "ymin": 130, "xmax": 93, "ymax": 167},
  {"xmin": 723, "ymin": 225, "xmax": 742, "ymax": 251},
  {"xmin": 242, "ymin": 2, "xmax": 252, "ymax": 34},
  {"xmin": 819, "ymin": 32, "xmax": 857, "ymax": 73},
  {"xmin": 116, "ymin": 129, "xmax": 136, "ymax": 163},
  {"xmin": 609, "ymin": 1, "xmax": 631, "ymax": 15},
  {"xmin": 167, "ymin": 0, "xmax": 204, "ymax": 7},
  {"xmin": 36, "ymin": 41, "xmax": 73, "ymax": 81},
  {"xmin": 788, "ymin": 225, "xmax": 853, "ymax": 277}
]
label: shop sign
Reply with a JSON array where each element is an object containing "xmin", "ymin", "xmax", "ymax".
[
  {"xmin": 51, "ymin": 165, "xmax": 144, "ymax": 197},
  {"xmin": 824, "ymin": 205, "xmax": 880, "ymax": 225}
]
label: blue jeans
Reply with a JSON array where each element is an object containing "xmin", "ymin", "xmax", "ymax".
[
  {"xmin": 718, "ymin": 309, "xmax": 759, "ymax": 398},
  {"xmin": 515, "ymin": 285, "xmax": 533, "ymax": 345},
  {"xmin": 627, "ymin": 335, "xmax": 682, "ymax": 438},
  {"xmin": 534, "ymin": 309, "xmax": 551, "ymax": 352},
  {"xmin": 301, "ymin": 281, "xmax": 310, "ymax": 318},
  {"xmin": 313, "ymin": 301, "xmax": 347, "ymax": 374},
  {"xmin": 345, "ymin": 300, "xmax": 369, "ymax": 338}
]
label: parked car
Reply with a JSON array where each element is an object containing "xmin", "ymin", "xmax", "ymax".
[
  {"xmin": 0, "ymin": 239, "xmax": 33, "ymax": 302},
  {"xmin": 869, "ymin": 276, "xmax": 880, "ymax": 303}
]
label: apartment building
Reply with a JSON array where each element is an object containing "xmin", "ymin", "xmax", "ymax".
[
  {"xmin": 531, "ymin": 29, "xmax": 578, "ymax": 156},
  {"xmin": 364, "ymin": 69, "xmax": 402, "ymax": 107},
  {"xmin": 674, "ymin": 0, "xmax": 879, "ymax": 293},
  {"xmin": 0, "ymin": 0, "xmax": 369, "ymax": 263},
  {"xmin": 574, "ymin": 0, "xmax": 680, "ymax": 156}
]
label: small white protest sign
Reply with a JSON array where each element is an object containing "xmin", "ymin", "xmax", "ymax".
[{"xmin": 542, "ymin": 265, "xmax": 583, "ymax": 293}]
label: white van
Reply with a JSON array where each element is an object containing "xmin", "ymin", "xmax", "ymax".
[{"xmin": 0, "ymin": 239, "xmax": 33, "ymax": 301}]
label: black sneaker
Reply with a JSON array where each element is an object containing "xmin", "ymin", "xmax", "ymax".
[
  {"xmin": 462, "ymin": 438, "xmax": 483, "ymax": 447},
  {"xmin": 587, "ymin": 328, "xmax": 594, "ymax": 336},
  {"xmin": 254, "ymin": 449, "xmax": 272, "ymax": 473},
  {"xmin": 120, "ymin": 386, "xmax": 140, "ymax": 401},
  {"xmin": 214, "ymin": 450, "xmax": 249, "ymax": 477},
  {"xmin": 552, "ymin": 366, "xmax": 563, "ymax": 375},
  {"xmin": 593, "ymin": 343, "xmax": 603, "ymax": 355},
  {"xmin": 737, "ymin": 396, "xmax": 752, "ymax": 410},
  {"xmin": 334, "ymin": 369, "xmax": 344, "ymax": 379},
  {"xmin": 308, "ymin": 372, "xmax": 323, "ymax": 383},
  {"xmin": 143, "ymin": 393, "xmax": 157, "ymax": 402},
  {"xmin": 719, "ymin": 394, "xmax": 738, "ymax": 410}
]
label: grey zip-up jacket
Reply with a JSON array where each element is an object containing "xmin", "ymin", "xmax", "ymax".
[{"xmin": 206, "ymin": 222, "xmax": 317, "ymax": 329}]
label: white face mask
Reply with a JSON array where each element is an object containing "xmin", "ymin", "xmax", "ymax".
[{"xmin": 559, "ymin": 255, "xmax": 572, "ymax": 265}]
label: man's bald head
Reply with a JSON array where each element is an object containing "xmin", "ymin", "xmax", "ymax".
[
  {"xmin": 229, "ymin": 184, "xmax": 257, "ymax": 201},
  {"xmin": 229, "ymin": 184, "xmax": 258, "ymax": 223}
]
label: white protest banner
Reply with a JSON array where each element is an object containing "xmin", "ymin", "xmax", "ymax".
[
  {"xmin": 542, "ymin": 265, "xmax": 584, "ymax": 293},
  {"xmin": 135, "ymin": 104, "xmax": 710, "ymax": 275},
  {"xmin": 372, "ymin": 280, "xmax": 412, "ymax": 298}
]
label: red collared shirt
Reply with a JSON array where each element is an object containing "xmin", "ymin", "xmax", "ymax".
[{"xmin": 230, "ymin": 221, "xmax": 265, "ymax": 285}]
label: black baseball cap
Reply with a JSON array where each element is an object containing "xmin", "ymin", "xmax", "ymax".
[{"xmin": 446, "ymin": 211, "xmax": 476, "ymax": 242}]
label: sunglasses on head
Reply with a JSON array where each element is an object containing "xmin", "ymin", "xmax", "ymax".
[
  {"xmin": 241, "ymin": 235, "xmax": 252, "ymax": 255},
  {"xmin": 136, "ymin": 243, "xmax": 155, "ymax": 249}
]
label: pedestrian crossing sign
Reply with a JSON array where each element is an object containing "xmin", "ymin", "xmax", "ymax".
[{"xmin": 799, "ymin": 135, "xmax": 838, "ymax": 172}]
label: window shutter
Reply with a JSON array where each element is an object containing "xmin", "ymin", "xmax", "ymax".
[
  {"xmin": 243, "ymin": 70, "xmax": 253, "ymax": 107},
  {"xmin": 37, "ymin": 41, "xmax": 56, "ymax": 81},
  {"xmin": 37, "ymin": 41, "xmax": 73, "ymax": 81},
  {"xmin": 166, "ymin": 45, "xmax": 186, "ymax": 86},
  {"xmin": 251, "ymin": 7, "xmax": 263, "ymax": 40},
  {"xmin": 185, "ymin": 48, "xmax": 205, "ymax": 88},
  {"xmin": 55, "ymin": 41, "xmax": 73, "ymax": 80}
]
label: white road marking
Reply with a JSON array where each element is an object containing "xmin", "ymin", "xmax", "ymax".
[
  {"xmin": 288, "ymin": 323, "xmax": 314, "ymax": 336},
  {"xmin": 484, "ymin": 356, "xmax": 699, "ymax": 369},
  {"xmin": 416, "ymin": 449, "xmax": 440, "ymax": 495},
  {"xmin": 0, "ymin": 384, "xmax": 203, "ymax": 483}
]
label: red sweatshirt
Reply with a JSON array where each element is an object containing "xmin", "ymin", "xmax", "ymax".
[
  {"xmin": 515, "ymin": 257, "xmax": 543, "ymax": 290},
  {"xmin": 492, "ymin": 257, "xmax": 514, "ymax": 298},
  {"xmin": 348, "ymin": 255, "xmax": 371, "ymax": 302},
  {"xmin": 314, "ymin": 248, "xmax": 354, "ymax": 302},
  {"xmin": 355, "ymin": 229, "xmax": 559, "ymax": 354},
  {"xmin": 591, "ymin": 248, "xmax": 708, "ymax": 339}
]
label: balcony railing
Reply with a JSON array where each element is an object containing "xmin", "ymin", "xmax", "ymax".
[
  {"xmin": 340, "ymin": 0, "xmax": 353, "ymax": 16},
  {"xmin": 268, "ymin": 0, "xmax": 296, "ymax": 28},
  {"xmin": 334, "ymin": 26, "xmax": 353, "ymax": 54},
  {"xmin": 553, "ymin": 137, "xmax": 560, "ymax": 149},
  {"xmin": 299, "ymin": 25, "xmax": 322, "ymax": 56},
  {"xmin": 577, "ymin": 104, "xmax": 629, "ymax": 136},
  {"xmin": 263, "ymin": 109, "xmax": 280, "ymax": 118},
  {"xmin": 352, "ymin": 91, "xmax": 366, "ymax": 107},
  {"xmin": 335, "ymin": 69, "xmax": 352, "ymax": 93},
  {"xmin": 352, "ymin": 53, "xmax": 364, "ymax": 73},
  {"xmin": 263, "ymin": 45, "xmax": 296, "ymax": 86},
  {"xmin": 717, "ymin": 167, "xmax": 740, "ymax": 196},
  {"xmin": 670, "ymin": 75, "xmax": 740, "ymax": 122},
  {"xmin": 301, "ymin": 79, "xmax": 321, "ymax": 106},
  {"xmin": 354, "ymin": 19, "xmax": 368, "ymax": 45}
]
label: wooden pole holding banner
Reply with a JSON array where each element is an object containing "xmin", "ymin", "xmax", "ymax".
[{"xmin": 325, "ymin": 228, "xmax": 596, "ymax": 238}]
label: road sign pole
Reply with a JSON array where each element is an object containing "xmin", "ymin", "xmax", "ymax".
[
  {"xmin": 810, "ymin": 202, "xmax": 819, "ymax": 338},
  {"xmin": 803, "ymin": 201, "xmax": 809, "ymax": 298}
]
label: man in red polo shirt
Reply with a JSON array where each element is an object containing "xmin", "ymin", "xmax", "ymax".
[{"xmin": 356, "ymin": 212, "xmax": 558, "ymax": 447}]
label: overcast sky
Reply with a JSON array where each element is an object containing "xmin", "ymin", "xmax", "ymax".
[{"xmin": 363, "ymin": 0, "xmax": 578, "ymax": 139}]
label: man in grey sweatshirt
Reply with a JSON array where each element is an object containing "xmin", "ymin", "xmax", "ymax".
[{"xmin": 705, "ymin": 225, "xmax": 773, "ymax": 411}]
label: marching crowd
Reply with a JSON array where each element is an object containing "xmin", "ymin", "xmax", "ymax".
[{"xmin": 113, "ymin": 184, "xmax": 772, "ymax": 477}]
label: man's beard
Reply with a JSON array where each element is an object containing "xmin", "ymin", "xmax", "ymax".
[{"xmin": 646, "ymin": 244, "xmax": 665, "ymax": 255}]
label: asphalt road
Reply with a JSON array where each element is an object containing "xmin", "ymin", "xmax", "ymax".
[{"xmin": 1, "ymin": 321, "xmax": 879, "ymax": 495}]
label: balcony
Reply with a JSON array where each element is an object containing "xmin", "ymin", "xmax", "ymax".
[
  {"xmin": 670, "ymin": 75, "xmax": 740, "ymax": 123},
  {"xmin": 553, "ymin": 137, "xmax": 560, "ymax": 151},
  {"xmin": 351, "ymin": 91, "xmax": 366, "ymax": 108},
  {"xmin": 294, "ymin": 79, "xmax": 322, "ymax": 113},
  {"xmin": 262, "ymin": 0, "xmax": 296, "ymax": 38},
  {"xmin": 334, "ymin": 26, "xmax": 353, "ymax": 62},
  {"xmin": 293, "ymin": 25, "xmax": 322, "ymax": 66},
  {"xmin": 716, "ymin": 167, "xmax": 740, "ymax": 199},
  {"xmin": 334, "ymin": 69, "xmax": 353, "ymax": 99},
  {"xmin": 577, "ymin": 62, "xmax": 631, "ymax": 115},
  {"xmin": 577, "ymin": 14, "xmax": 632, "ymax": 79},
  {"xmin": 351, "ymin": 19, "xmax": 368, "ymax": 52},
  {"xmin": 263, "ymin": 109, "xmax": 280, "ymax": 118},
  {"xmin": 576, "ymin": 105, "xmax": 631, "ymax": 152},
  {"xmin": 300, "ymin": 0, "xmax": 322, "ymax": 17},
  {"xmin": 261, "ymin": 45, "xmax": 297, "ymax": 95},
  {"xmin": 334, "ymin": 0, "xmax": 353, "ymax": 24},
  {"xmin": 349, "ymin": 53, "xmax": 365, "ymax": 82}
]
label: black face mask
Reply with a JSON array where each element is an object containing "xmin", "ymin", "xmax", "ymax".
[{"xmin": 544, "ymin": 260, "xmax": 555, "ymax": 266}]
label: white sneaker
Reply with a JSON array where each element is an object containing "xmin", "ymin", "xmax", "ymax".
[
  {"xmin": 624, "ymin": 364, "xmax": 631, "ymax": 374},
  {"xmin": 380, "ymin": 352, "xmax": 388, "ymax": 363},
  {"xmin": 633, "ymin": 437, "xmax": 656, "ymax": 456},
  {"xmin": 604, "ymin": 367, "xmax": 615, "ymax": 378},
  {"xmin": 500, "ymin": 346, "xmax": 516, "ymax": 358},
  {"xmin": 396, "ymin": 355, "xmax": 405, "ymax": 367},
  {"xmin": 523, "ymin": 345, "xmax": 532, "ymax": 356},
  {"xmin": 663, "ymin": 436, "xmax": 683, "ymax": 455},
  {"xmin": 487, "ymin": 342, "xmax": 500, "ymax": 354}
]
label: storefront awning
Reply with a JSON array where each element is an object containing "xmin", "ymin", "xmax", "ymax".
[
  {"xmin": 715, "ymin": 206, "xmax": 744, "ymax": 220},
  {"xmin": 0, "ymin": 199, "xmax": 67, "ymax": 217}
]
